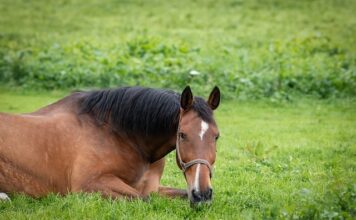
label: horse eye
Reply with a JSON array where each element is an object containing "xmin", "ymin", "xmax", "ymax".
[
  {"xmin": 179, "ymin": 132, "xmax": 187, "ymax": 140},
  {"xmin": 215, "ymin": 134, "xmax": 220, "ymax": 141}
]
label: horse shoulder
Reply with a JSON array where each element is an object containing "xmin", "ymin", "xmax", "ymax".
[{"xmin": 69, "ymin": 131, "xmax": 150, "ymax": 193}]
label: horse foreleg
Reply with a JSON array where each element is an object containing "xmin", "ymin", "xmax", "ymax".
[
  {"xmin": 79, "ymin": 174, "xmax": 144, "ymax": 200},
  {"xmin": 136, "ymin": 158, "xmax": 188, "ymax": 199},
  {"xmin": 158, "ymin": 186, "xmax": 188, "ymax": 198},
  {"xmin": 136, "ymin": 158, "xmax": 164, "ymax": 196}
]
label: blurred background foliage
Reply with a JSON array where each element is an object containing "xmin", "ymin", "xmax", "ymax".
[{"xmin": 0, "ymin": 0, "xmax": 355, "ymax": 100}]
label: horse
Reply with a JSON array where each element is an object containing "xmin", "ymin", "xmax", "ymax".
[{"xmin": 0, "ymin": 86, "xmax": 220, "ymax": 204}]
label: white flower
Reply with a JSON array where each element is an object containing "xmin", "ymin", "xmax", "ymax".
[{"xmin": 189, "ymin": 70, "xmax": 201, "ymax": 76}]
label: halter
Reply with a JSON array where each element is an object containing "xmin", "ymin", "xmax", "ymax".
[{"xmin": 176, "ymin": 115, "xmax": 213, "ymax": 178}]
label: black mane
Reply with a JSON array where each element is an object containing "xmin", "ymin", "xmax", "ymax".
[{"xmin": 78, "ymin": 86, "xmax": 213, "ymax": 136}]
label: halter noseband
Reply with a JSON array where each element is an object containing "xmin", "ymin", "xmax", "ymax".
[{"xmin": 176, "ymin": 116, "xmax": 213, "ymax": 178}]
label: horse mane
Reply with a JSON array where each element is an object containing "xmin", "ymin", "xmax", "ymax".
[{"xmin": 78, "ymin": 86, "xmax": 213, "ymax": 137}]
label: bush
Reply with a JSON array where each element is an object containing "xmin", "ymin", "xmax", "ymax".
[{"xmin": 0, "ymin": 36, "xmax": 355, "ymax": 100}]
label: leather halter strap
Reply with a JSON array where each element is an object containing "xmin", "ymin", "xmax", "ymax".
[{"xmin": 176, "ymin": 116, "xmax": 213, "ymax": 178}]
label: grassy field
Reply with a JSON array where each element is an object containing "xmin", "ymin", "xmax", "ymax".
[
  {"xmin": 0, "ymin": 89, "xmax": 355, "ymax": 219},
  {"xmin": 1, "ymin": 0, "xmax": 356, "ymax": 98},
  {"xmin": 0, "ymin": 0, "xmax": 356, "ymax": 218}
]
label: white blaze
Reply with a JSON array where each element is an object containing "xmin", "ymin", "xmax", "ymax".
[
  {"xmin": 194, "ymin": 164, "xmax": 201, "ymax": 191},
  {"xmin": 199, "ymin": 121, "xmax": 209, "ymax": 140}
]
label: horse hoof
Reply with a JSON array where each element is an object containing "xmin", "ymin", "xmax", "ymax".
[{"xmin": 0, "ymin": 192, "xmax": 10, "ymax": 201}]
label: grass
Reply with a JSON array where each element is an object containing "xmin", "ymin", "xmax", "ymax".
[
  {"xmin": 0, "ymin": 89, "xmax": 355, "ymax": 219},
  {"xmin": 0, "ymin": 0, "xmax": 355, "ymax": 218},
  {"xmin": 1, "ymin": 0, "xmax": 355, "ymax": 97}
]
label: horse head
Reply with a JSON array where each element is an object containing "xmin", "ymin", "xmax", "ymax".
[{"xmin": 176, "ymin": 86, "xmax": 220, "ymax": 205}]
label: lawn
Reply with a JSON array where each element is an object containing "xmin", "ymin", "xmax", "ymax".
[{"xmin": 0, "ymin": 89, "xmax": 355, "ymax": 219}]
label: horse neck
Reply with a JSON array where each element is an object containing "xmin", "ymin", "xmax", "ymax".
[
  {"xmin": 128, "ymin": 107, "xmax": 180, "ymax": 163},
  {"xmin": 126, "ymin": 131, "xmax": 177, "ymax": 163}
]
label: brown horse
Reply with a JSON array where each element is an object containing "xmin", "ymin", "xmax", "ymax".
[{"xmin": 0, "ymin": 86, "xmax": 220, "ymax": 204}]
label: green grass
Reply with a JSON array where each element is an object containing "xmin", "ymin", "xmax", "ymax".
[
  {"xmin": 0, "ymin": 89, "xmax": 355, "ymax": 219},
  {"xmin": 1, "ymin": 0, "xmax": 356, "ymax": 98},
  {"xmin": 0, "ymin": 0, "xmax": 355, "ymax": 218}
]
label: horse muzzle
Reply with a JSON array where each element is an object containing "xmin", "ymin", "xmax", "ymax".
[{"xmin": 189, "ymin": 187, "xmax": 213, "ymax": 204}]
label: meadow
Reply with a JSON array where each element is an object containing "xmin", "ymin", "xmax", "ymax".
[
  {"xmin": 0, "ymin": 0, "xmax": 355, "ymax": 99},
  {"xmin": 0, "ymin": 90, "xmax": 355, "ymax": 219},
  {"xmin": 0, "ymin": 0, "xmax": 356, "ymax": 219}
]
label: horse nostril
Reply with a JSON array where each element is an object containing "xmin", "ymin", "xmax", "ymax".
[
  {"xmin": 191, "ymin": 189, "xmax": 202, "ymax": 201},
  {"xmin": 191, "ymin": 188, "xmax": 213, "ymax": 203},
  {"xmin": 206, "ymin": 188, "xmax": 213, "ymax": 200}
]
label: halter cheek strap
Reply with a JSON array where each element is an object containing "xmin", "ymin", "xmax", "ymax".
[{"xmin": 176, "ymin": 119, "xmax": 213, "ymax": 178}]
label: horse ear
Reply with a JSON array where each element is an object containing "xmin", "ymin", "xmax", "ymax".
[
  {"xmin": 208, "ymin": 86, "xmax": 220, "ymax": 110},
  {"xmin": 181, "ymin": 86, "xmax": 193, "ymax": 110}
]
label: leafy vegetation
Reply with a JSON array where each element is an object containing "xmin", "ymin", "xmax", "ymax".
[
  {"xmin": 0, "ymin": 90, "xmax": 355, "ymax": 219},
  {"xmin": 1, "ymin": 0, "xmax": 355, "ymax": 99}
]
